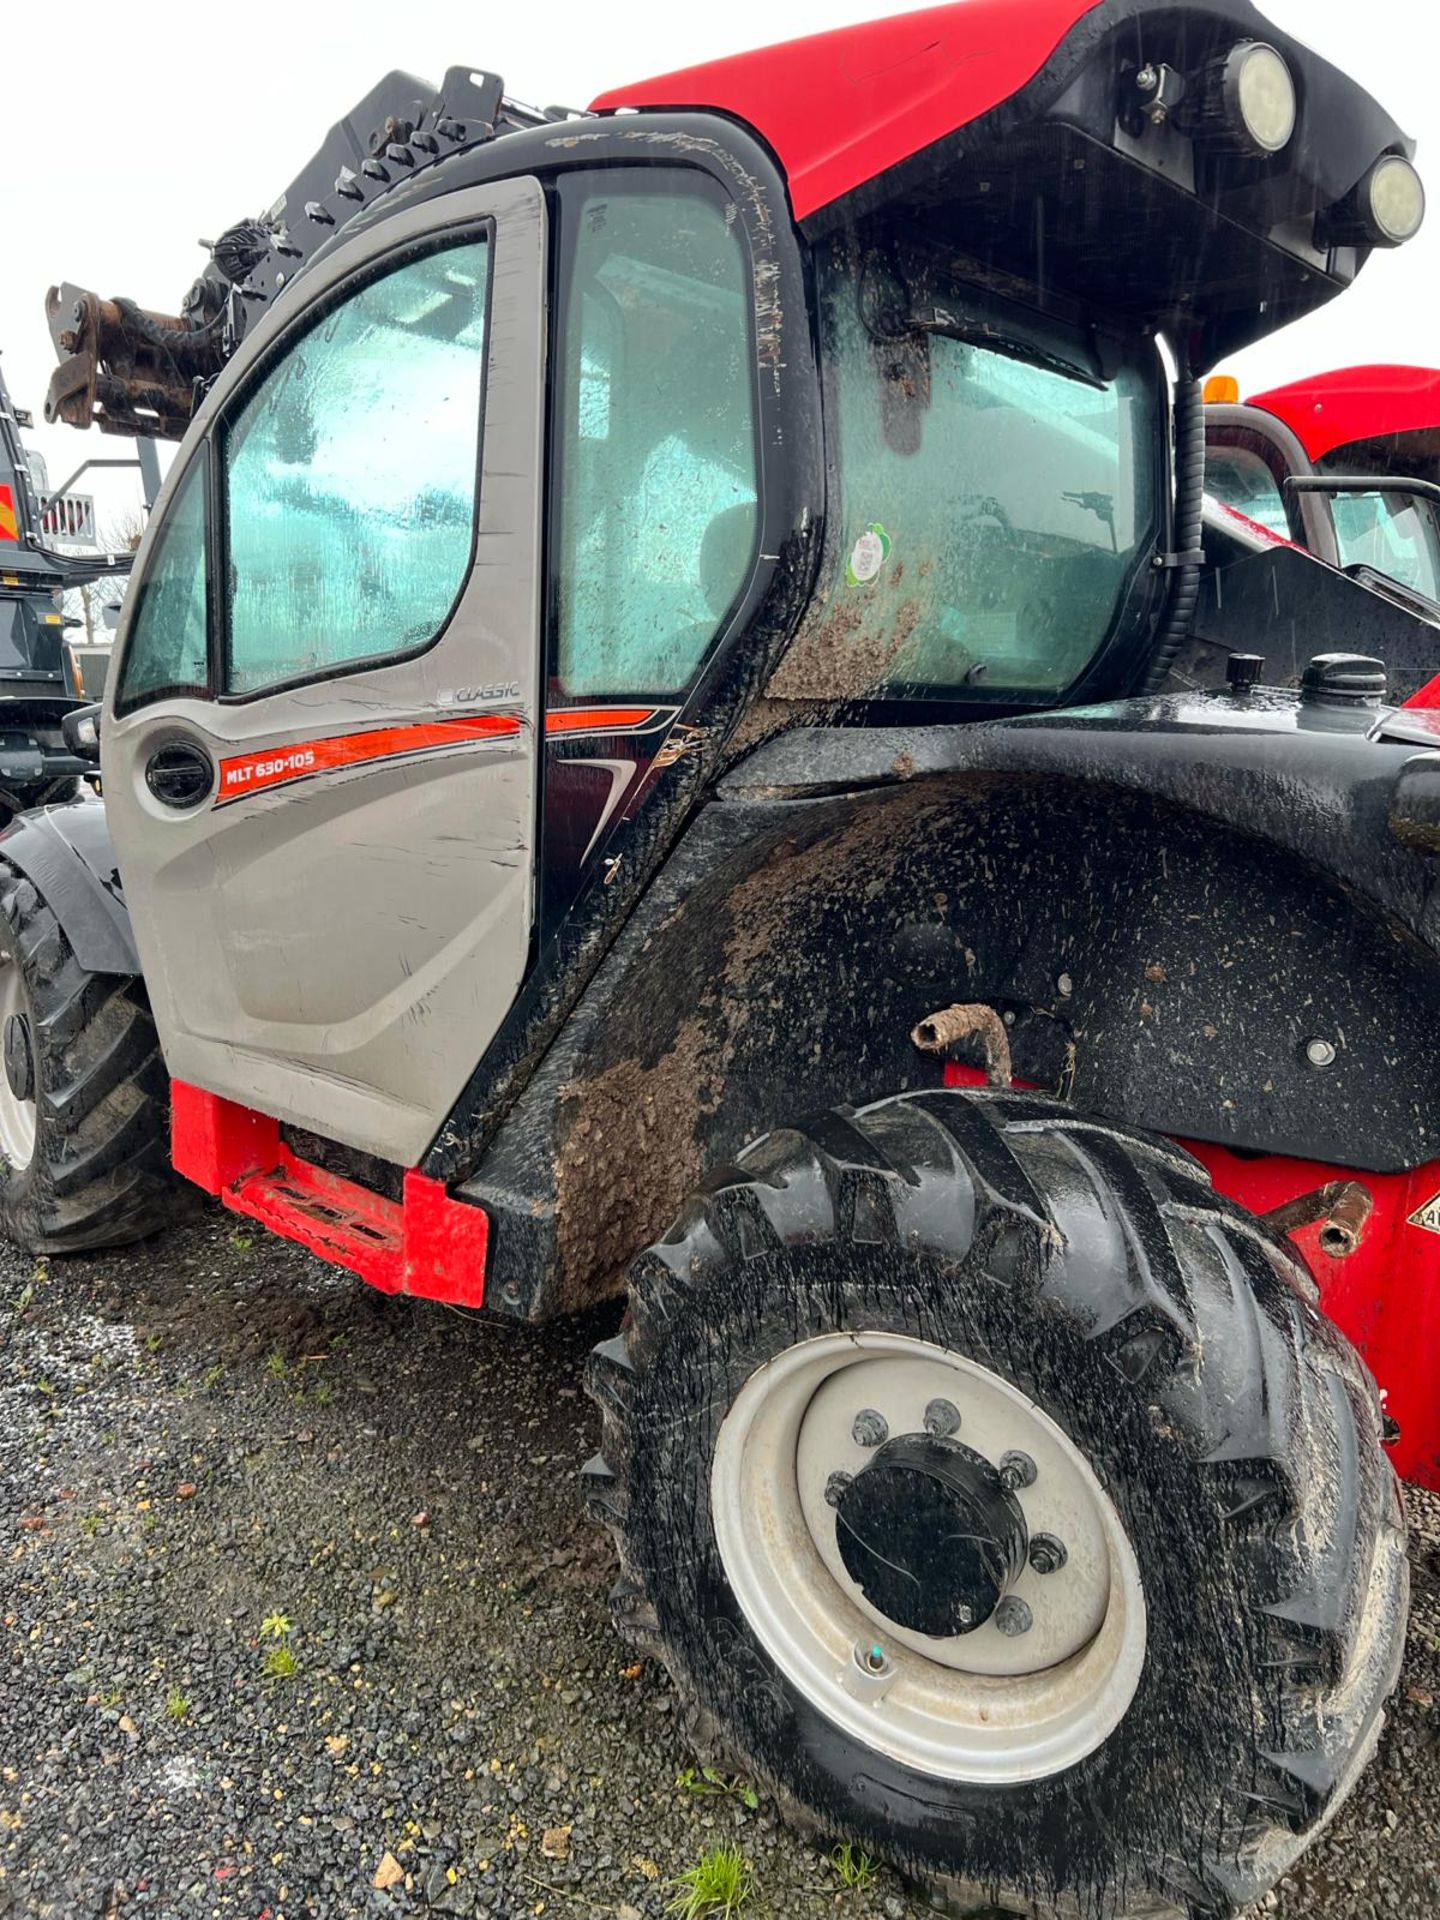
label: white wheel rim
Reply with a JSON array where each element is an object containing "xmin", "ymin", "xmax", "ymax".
[
  {"xmin": 710, "ymin": 1332, "xmax": 1146, "ymax": 1784},
  {"xmin": 0, "ymin": 956, "xmax": 37, "ymax": 1172}
]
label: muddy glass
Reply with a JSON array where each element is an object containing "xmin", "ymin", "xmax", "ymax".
[
  {"xmin": 820, "ymin": 253, "xmax": 1160, "ymax": 698},
  {"xmin": 224, "ymin": 241, "xmax": 490, "ymax": 696},
  {"xmin": 554, "ymin": 184, "xmax": 758, "ymax": 696},
  {"xmin": 1330, "ymin": 491, "xmax": 1440, "ymax": 603},
  {"xmin": 115, "ymin": 453, "xmax": 209, "ymax": 708}
]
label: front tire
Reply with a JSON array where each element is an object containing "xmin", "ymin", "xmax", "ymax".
[
  {"xmin": 586, "ymin": 1091, "xmax": 1406, "ymax": 1919},
  {"xmin": 0, "ymin": 858, "xmax": 176, "ymax": 1252}
]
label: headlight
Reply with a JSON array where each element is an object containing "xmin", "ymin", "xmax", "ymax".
[{"xmin": 1212, "ymin": 41, "xmax": 1297, "ymax": 155}]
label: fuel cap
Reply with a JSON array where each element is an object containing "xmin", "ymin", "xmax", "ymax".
[{"xmin": 1300, "ymin": 654, "xmax": 1388, "ymax": 707}]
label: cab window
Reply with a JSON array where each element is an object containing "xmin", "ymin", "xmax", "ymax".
[
  {"xmin": 551, "ymin": 178, "xmax": 759, "ymax": 698},
  {"xmin": 114, "ymin": 452, "xmax": 209, "ymax": 710},
  {"xmin": 801, "ymin": 238, "xmax": 1162, "ymax": 702},
  {"xmin": 225, "ymin": 239, "xmax": 491, "ymax": 695},
  {"xmin": 1206, "ymin": 444, "xmax": 1291, "ymax": 540},
  {"xmin": 1330, "ymin": 490, "xmax": 1440, "ymax": 603}
]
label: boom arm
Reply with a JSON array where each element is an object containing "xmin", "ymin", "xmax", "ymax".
[{"xmin": 45, "ymin": 68, "xmax": 568, "ymax": 441}]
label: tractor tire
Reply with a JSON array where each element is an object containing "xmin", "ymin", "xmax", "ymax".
[
  {"xmin": 585, "ymin": 1089, "xmax": 1407, "ymax": 1920},
  {"xmin": 0, "ymin": 858, "xmax": 176, "ymax": 1253},
  {"xmin": 0, "ymin": 777, "xmax": 85, "ymax": 832}
]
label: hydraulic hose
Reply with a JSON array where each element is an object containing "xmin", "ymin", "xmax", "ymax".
[{"xmin": 1143, "ymin": 375, "xmax": 1206, "ymax": 693}]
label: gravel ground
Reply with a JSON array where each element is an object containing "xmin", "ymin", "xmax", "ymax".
[{"xmin": 0, "ymin": 1205, "xmax": 1436, "ymax": 1920}]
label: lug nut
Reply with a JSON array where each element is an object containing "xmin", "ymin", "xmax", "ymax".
[
  {"xmin": 923, "ymin": 1398, "xmax": 961, "ymax": 1438},
  {"xmin": 824, "ymin": 1471, "xmax": 853, "ymax": 1508},
  {"xmin": 852, "ymin": 1409, "xmax": 888, "ymax": 1448},
  {"xmin": 1000, "ymin": 1450, "xmax": 1037, "ymax": 1491},
  {"xmin": 994, "ymin": 1597, "xmax": 1033, "ymax": 1636},
  {"xmin": 1028, "ymin": 1532, "xmax": 1068, "ymax": 1575}
]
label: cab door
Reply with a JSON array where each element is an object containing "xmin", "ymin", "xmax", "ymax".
[{"xmin": 101, "ymin": 178, "xmax": 545, "ymax": 1167}]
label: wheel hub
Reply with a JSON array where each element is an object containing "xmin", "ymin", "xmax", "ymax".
[
  {"xmin": 4, "ymin": 1012, "xmax": 34, "ymax": 1104},
  {"xmin": 834, "ymin": 1433, "xmax": 1028, "ymax": 1636}
]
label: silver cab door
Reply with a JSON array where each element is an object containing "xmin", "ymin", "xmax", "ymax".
[{"xmin": 101, "ymin": 178, "xmax": 545, "ymax": 1167}]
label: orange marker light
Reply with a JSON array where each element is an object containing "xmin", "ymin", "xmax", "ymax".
[{"xmin": 1204, "ymin": 375, "xmax": 1242, "ymax": 405}]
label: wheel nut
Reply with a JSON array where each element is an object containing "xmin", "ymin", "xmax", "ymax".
[
  {"xmin": 1000, "ymin": 1449, "xmax": 1037, "ymax": 1491},
  {"xmin": 824, "ymin": 1471, "xmax": 853, "ymax": 1508},
  {"xmin": 922, "ymin": 1398, "xmax": 961, "ymax": 1438},
  {"xmin": 1028, "ymin": 1532, "xmax": 1067, "ymax": 1575},
  {"xmin": 994, "ymin": 1597, "xmax": 1032, "ymax": 1636},
  {"xmin": 852, "ymin": 1409, "xmax": 888, "ymax": 1448}
]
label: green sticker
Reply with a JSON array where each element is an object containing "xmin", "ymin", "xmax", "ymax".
[{"xmin": 846, "ymin": 523, "xmax": 892, "ymax": 586}]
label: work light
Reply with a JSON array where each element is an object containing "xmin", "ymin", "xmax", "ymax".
[
  {"xmin": 1323, "ymin": 153, "xmax": 1428, "ymax": 248},
  {"xmin": 1204, "ymin": 41, "xmax": 1298, "ymax": 155},
  {"xmin": 1361, "ymin": 154, "xmax": 1427, "ymax": 245}
]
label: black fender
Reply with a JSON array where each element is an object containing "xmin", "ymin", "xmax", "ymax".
[
  {"xmin": 0, "ymin": 798, "xmax": 140, "ymax": 976},
  {"xmin": 463, "ymin": 684, "xmax": 1440, "ymax": 1317}
]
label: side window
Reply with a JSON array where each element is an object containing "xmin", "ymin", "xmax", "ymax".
[
  {"xmin": 1331, "ymin": 491, "xmax": 1440, "ymax": 601},
  {"xmin": 115, "ymin": 452, "xmax": 209, "ymax": 709},
  {"xmin": 1205, "ymin": 444, "xmax": 1291, "ymax": 540},
  {"xmin": 552, "ymin": 181, "xmax": 759, "ymax": 697},
  {"xmin": 224, "ymin": 239, "xmax": 490, "ymax": 696}
]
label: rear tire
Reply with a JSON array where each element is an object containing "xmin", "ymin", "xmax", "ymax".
[
  {"xmin": 0, "ymin": 858, "xmax": 176, "ymax": 1252},
  {"xmin": 585, "ymin": 1090, "xmax": 1407, "ymax": 1919},
  {"xmin": 0, "ymin": 777, "xmax": 85, "ymax": 832}
]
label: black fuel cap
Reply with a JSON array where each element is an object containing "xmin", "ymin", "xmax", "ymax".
[
  {"xmin": 1301, "ymin": 653, "xmax": 1388, "ymax": 706},
  {"xmin": 833, "ymin": 1434, "xmax": 1028, "ymax": 1638}
]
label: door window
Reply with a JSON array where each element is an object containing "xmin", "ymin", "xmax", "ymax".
[
  {"xmin": 225, "ymin": 240, "xmax": 491, "ymax": 694},
  {"xmin": 552, "ymin": 181, "xmax": 759, "ymax": 696},
  {"xmin": 114, "ymin": 452, "xmax": 209, "ymax": 709}
]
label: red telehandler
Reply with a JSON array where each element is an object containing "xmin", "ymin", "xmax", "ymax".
[
  {"xmin": 10, "ymin": 2, "xmax": 1439, "ymax": 1912},
  {"xmin": 1207, "ymin": 363, "xmax": 1440, "ymax": 632}
]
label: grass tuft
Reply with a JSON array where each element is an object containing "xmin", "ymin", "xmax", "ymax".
[
  {"xmin": 668, "ymin": 1845, "xmax": 752, "ymax": 1919},
  {"xmin": 830, "ymin": 1843, "xmax": 878, "ymax": 1892},
  {"xmin": 262, "ymin": 1644, "xmax": 299, "ymax": 1680},
  {"xmin": 164, "ymin": 1688, "xmax": 191, "ymax": 1721}
]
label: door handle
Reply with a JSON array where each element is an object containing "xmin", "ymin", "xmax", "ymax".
[{"xmin": 145, "ymin": 740, "xmax": 214, "ymax": 810}]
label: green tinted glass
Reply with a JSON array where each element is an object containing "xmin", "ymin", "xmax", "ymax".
[
  {"xmin": 555, "ymin": 186, "xmax": 758, "ymax": 696},
  {"xmin": 1331, "ymin": 491, "xmax": 1440, "ymax": 602},
  {"xmin": 1206, "ymin": 446, "xmax": 1291, "ymax": 540},
  {"xmin": 225, "ymin": 241, "xmax": 489, "ymax": 695},
  {"xmin": 819, "ymin": 256, "xmax": 1159, "ymax": 699},
  {"xmin": 116, "ymin": 453, "xmax": 208, "ymax": 707}
]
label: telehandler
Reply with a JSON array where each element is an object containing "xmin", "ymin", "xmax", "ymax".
[
  {"xmin": 9, "ymin": 2, "xmax": 1439, "ymax": 1911},
  {"xmin": 1207, "ymin": 362, "xmax": 1440, "ymax": 625}
]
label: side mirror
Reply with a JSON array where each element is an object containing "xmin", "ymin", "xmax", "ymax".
[
  {"xmin": 62, "ymin": 704, "xmax": 102, "ymax": 764},
  {"xmin": 1389, "ymin": 752, "xmax": 1440, "ymax": 854}
]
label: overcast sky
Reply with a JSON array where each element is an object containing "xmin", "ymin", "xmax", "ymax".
[{"xmin": 5, "ymin": 0, "xmax": 1438, "ymax": 532}]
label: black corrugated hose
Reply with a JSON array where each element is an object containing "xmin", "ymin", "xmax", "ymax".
[{"xmin": 1143, "ymin": 375, "xmax": 1206, "ymax": 693}]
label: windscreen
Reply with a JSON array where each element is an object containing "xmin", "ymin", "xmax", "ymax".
[{"xmin": 801, "ymin": 240, "xmax": 1163, "ymax": 702}]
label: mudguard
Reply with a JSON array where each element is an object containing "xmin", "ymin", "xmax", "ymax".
[{"xmin": 0, "ymin": 798, "xmax": 140, "ymax": 976}]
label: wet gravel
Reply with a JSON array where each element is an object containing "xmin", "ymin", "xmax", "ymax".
[{"xmin": 0, "ymin": 1205, "xmax": 1436, "ymax": 1919}]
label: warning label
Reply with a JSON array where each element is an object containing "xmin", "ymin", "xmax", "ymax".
[{"xmin": 1407, "ymin": 1192, "xmax": 1440, "ymax": 1236}]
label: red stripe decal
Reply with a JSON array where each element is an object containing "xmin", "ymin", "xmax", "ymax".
[
  {"xmin": 0, "ymin": 485, "xmax": 17, "ymax": 543},
  {"xmin": 216, "ymin": 712, "xmax": 523, "ymax": 805},
  {"xmin": 545, "ymin": 706, "xmax": 663, "ymax": 736}
]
